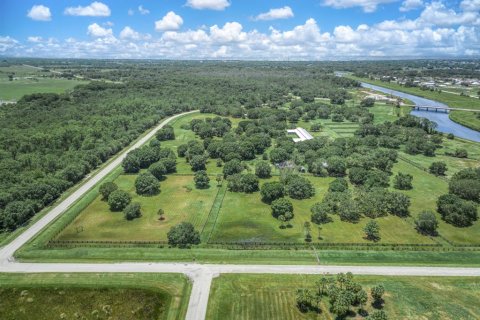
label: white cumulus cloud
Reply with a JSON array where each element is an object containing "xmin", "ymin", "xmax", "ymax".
[
  {"xmin": 419, "ymin": 1, "xmax": 478, "ymax": 26},
  {"xmin": 138, "ymin": 5, "xmax": 150, "ymax": 15},
  {"xmin": 400, "ymin": 0, "xmax": 424, "ymax": 11},
  {"xmin": 254, "ymin": 6, "xmax": 294, "ymax": 21},
  {"xmin": 120, "ymin": 27, "xmax": 140, "ymax": 40},
  {"xmin": 27, "ymin": 36, "xmax": 43, "ymax": 43},
  {"xmin": 210, "ymin": 22, "xmax": 247, "ymax": 42},
  {"xmin": 460, "ymin": 0, "xmax": 480, "ymax": 11},
  {"xmin": 0, "ymin": 36, "xmax": 19, "ymax": 53},
  {"xmin": 65, "ymin": 2, "xmax": 111, "ymax": 17},
  {"xmin": 27, "ymin": 5, "xmax": 52, "ymax": 21},
  {"xmin": 186, "ymin": 0, "xmax": 230, "ymax": 10},
  {"xmin": 87, "ymin": 23, "xmax": 113, "ymax": 37},
  {"xmin": 155, "ymin": 11, "xmax": 183, "ymax": 31},
  {"xmin": 322, "ymin": 0, "xmax": 397, "ymax": 12}
]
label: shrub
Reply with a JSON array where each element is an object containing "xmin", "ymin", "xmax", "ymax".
[
  {"xmin": 122, "ymin": 152, "xmax": 140, "ymax": 173},
  {"xmin": 108, "ymin": 190, "xmax": 131, "ymax": 211},
  {"xmin": 271, "ymin": 198, "xmax": 293, "ymax": 219},
  {"xmin": 255, "ymin": 161, "xmax": 272, "ymax": 178},
  {"xmin": 227, "ymin": 173, "xmax": 259, "ymax": 193},
  {"xmin": 156, "ymin": 125, "xmax": 175, "ymax": 141},
  {"xmin": 437, "ymin": 194, "xmax": 478, "ymax": 227},
  {"xmin": 99, "ymin": 182, "xmax": 118, "ymax": 200},
  {"xmin": 177, "ymin": 144, "xmax": 188, "ymax": 157},
  {"xmin": 415, "ymin": 210, "xmax": 438, "ymax": 235},
  {"xmin": 453, "ymin": 148, "xmax": 468, "ymax": 158},
  {"xmin": 167, "ymin": 222, "xmax": 200, "ymax": 248},
  {"xmin": 328, "ymin": 178, "xmax": 348, "ymax": 192},
  {"xmin": 148, "ymin": 161, "xmax": 167, "ymax": 180},
  {"xmin": 360, "ymin": 97, "xmax": 375, "ymax": 108},
  {"xmin": 338, "ymin": 199, "xmax": 361, "ymax": 222},
  {"xmin": 260, "ymin": 182, "xmax": 285, "ymax": 204},
  {"xmin": 364, "ymin": 220, "xmax": 380, "ymax": 241},
  {"xmin": 240, "ymin": 173, "xmax": 259, "ymax": 193},
  {"xmin": 160, "ymin": 158, "xmax": 177, "ymax": 173},
  {"xmin": 286, "ymin": 176, "xmax": 315, "ymax": 199},
  {"xmin": 269, "ymin": 147, "xmax": 290, "ymax": 164},
  {"xmin": 135, "ymin": 172, "xmax": 160, "ymax": 196},
  {"xmin": 449, "ymin": 179, "xmax": 480, "ymax": 202},
  {"xmin": 310, "ymin": 202, "xmax": 332, "ymax": 224},
  {"xmin": 326, "ymin": 156, "xmax": 347, "ymax": 177},
  {"xmin": 429, "ymin": 161, "xmax": 447, "ymax": 176},
  {"xmin": 194, "ymin": 170, "xmax": 210, "ymax": 189},
  {"xmin": 364, "ymin": 170, "xmax": 390, "ymax": 189},
  {"xmin": 223, "ymin": 159, "xmax": 244, "ymax": 177},
  {"xmin": 393, "ymin": 172, "xmax": 413, "ymax": 190},
  {"xmin": 385, "ymin": 192, "xmax": 410, "ymax": 217},
  {"xmin": 124, "ymin": 202, "xmax": 141, "ymax": 220},
  {"xmin": 348, "ymin": 167, "xmax": 369, "ymax": 185},
  {"xmin": 189, "ymin": 155, "xmax": 207, "ymax": 172}
]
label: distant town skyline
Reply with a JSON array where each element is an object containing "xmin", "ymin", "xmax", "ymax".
[{"xmin": 1, "ymin": 0, "xmax": 479, "ymax": 59}]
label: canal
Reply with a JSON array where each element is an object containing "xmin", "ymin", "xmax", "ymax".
[{"xmin": 361, "ymin": 82, "xmax": 480, "ymax": 142}]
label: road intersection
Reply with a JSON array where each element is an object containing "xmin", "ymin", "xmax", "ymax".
[{"xmin": 0, "ymin": 111, "xmax": 479, "ymax": 320}]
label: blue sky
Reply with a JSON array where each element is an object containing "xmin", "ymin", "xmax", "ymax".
[{"xmin": 0, "ymin": 0, "xmax": 479, "ymax": 59}]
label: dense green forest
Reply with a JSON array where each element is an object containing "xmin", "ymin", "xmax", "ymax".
[{"xmin": 0, "ymin": 60, "xmax": 358, "ymax": 231}]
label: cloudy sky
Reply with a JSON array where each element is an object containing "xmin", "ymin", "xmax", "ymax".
[{"xmin": 1, "ymin": 0, "xmax": 479, "ymax": 59}]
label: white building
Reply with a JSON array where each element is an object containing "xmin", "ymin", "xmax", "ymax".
[{"xmin": 287, "ymin": 127, "xmax": 314, "ymax": 142}]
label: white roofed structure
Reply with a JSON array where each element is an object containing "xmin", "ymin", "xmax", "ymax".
[{"xmin": 287, "ymin": 127, "xmax": 314, "ymax": 142}]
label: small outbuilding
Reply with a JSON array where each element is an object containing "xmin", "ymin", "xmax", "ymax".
[{"xmin": 287, "ymin": 127, "xmax": 314, "ymax": 142}]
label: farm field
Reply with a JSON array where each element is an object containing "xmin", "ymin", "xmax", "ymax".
[
  {"xmin": 0, "ymin": 65, "xmax": 86, "ymax": 100},
  {"xmin": 206, "ymin": 274, "xmax": 480, "ymax": 320},
  {"xmin": 0, "ymin": 273, "xmax": 191, "ymax": 320},
  {"xmin": 210, "ymin": 172, "xmax": 436, "ymax": 245},
  {"xmin": 58, "ymin": 174, "xmax": 218, "ymax": 241},
  {"xmin": 55, "ymin": 109, "xmax": 479, "ymax": 246}
]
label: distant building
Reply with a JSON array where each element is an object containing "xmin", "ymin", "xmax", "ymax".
[{"xmin": 287, "ymin": 127, "xmax": 314, "ymax": 142}]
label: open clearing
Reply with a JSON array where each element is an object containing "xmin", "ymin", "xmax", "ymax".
[
  {"xmin": 207, "ymin": 274, "xmax": 480, "ymax": 320},
  {"xmin": 58, "ymin": 174, "xmax": 217, "ymax": 241},
  {"xmin": 0, "ymin": 273, "xmax": 191, "ymax": 320},
  {"xmin": 0, "ymin": 65, "xmax": 86, "ymax": 100}
]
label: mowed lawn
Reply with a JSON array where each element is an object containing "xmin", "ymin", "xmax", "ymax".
[
  {"xmin": 392, "ymin": 159, "xmax": 480, "ymax": 245},
  {"xmin": 210, "ymin": 173, "xmax": 435, "ymax": 245},
  {"xmin": 0, "ymin": 77, "xmax": 86, "ymax": 100},
  {"xmin": 58, "ymin": 174, "xmax": 217, "ymax": 241},
  {"xmin": 0, "ymin": 273, "xmax": 190, "ymax": 320},
  {"xmin": 206, "ymin": 274, "xmax": 480, "ymax": 320}
]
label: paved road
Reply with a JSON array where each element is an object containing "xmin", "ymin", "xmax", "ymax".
[
  {"xmin": 0, "ymin": 110, "xmax": 198, "ymax": 263},
  {"xmin": 1, "ymin": 261, "xmax": 479, "ymax": 319},
  {"xmin": 1, "ymin": 110, "xmax": 479, "ymax": 320}
]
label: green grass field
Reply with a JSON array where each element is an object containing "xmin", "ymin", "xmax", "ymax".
[
  {"xmin": 0, "ymin": 65, "xmax": 86, "ymax": 100},
  {"xmin": 207, "ymin": 274, "xmax": 480, "ymax": 320},
  {"xmin": 210, "ymin": 161, "xmax": 440, "ymax": 245},
  {"xmin": 391, "ymin": 158, "xmax": 480, "ymax": 245},
  {"xmin": 58, "ymin": 174, "xmax": 218, "ymax": 241},
  {"xmin": 0, "ymin": 273, "xmax": 191, "ymax": 320},
  {"xmin": 53, "ymin": 108, "xmax": 479, "ymax": 246}
]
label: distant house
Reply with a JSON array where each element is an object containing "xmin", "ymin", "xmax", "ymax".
[{"xmin": 287, "ymin": 127, "xmax": 314, "ymax": 142}]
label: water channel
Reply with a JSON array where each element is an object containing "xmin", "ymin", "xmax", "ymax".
[{"xmin": 361, "ymin": 82, "xmax": 480, "ymax": 142}]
